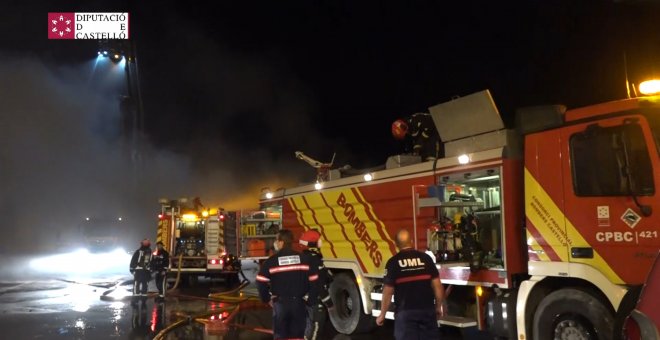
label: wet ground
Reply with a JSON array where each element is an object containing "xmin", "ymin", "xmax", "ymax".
[{"xmin": 0, "ymin": 253, "xmax": 463, "ymax": 339}]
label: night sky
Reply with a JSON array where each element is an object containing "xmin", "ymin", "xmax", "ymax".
[
  {"xmin": 1, "ymin": 0, "xmax": 659, "ymax": 252},
  {"xmin": 140, "ymin": 1, "xmax": 659, "ymax": 168}
]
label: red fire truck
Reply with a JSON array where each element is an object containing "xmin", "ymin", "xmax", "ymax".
[
  {"xmin": 156, "ymin": 198, "xmax": 240, "ymax": 285},
  {"xmin": 259, "ymin": 89, "xmax": 660, "ymax": 339}
]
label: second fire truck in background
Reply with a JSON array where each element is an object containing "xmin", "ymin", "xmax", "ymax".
[{"xmin": 156, "ymin": 198, "xmax": 240, "ymax": 284}]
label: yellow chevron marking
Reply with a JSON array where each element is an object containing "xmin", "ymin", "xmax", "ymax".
[
  {"xmin": 526, "ymin": 230, "xmax": 551, "ymax": 262},
  {"xmin": 525, "ymin": 168, "xmax": 624, "ymax": 284},
  {"xmin": 289, "ymin": 189, "xmax": 394, "ymax": 275},
  {"xmin": 352, "ymin": 188, "xmax": 397, "ymax": 249},
  {"xmin": 289, "ymin": 196, "xmax": 312, "ymax": 232},
  {"xmin": 303, "ymin": 193, "xmax": 358, "ymax": 261},
  {"xmin": 156, "ymin": 219, "xmax": 170, "ymax": 248},
  {"xmin": 322, "ymin": 189, "xmax": 392, "ymax": 275},
  {"xmin": 218, "ymin": 223, "xmax": 224, "ymax": 249}
]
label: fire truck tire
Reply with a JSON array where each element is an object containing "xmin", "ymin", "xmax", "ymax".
[
  {"xmin": 532, "ymin": 288, "xmax": 614, "ymax": 340},
  {"xmin": 328, "ymin": 273, "xmax": 375, "ymax": 334},
  {"xmin": 612, "ymin": 285, "xmax": 642, "ymax": 340}
]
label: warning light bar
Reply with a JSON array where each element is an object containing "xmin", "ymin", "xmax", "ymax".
[
  {"xmin": 181, "ymin": 214, "xmax": 198, "ymax": 221},
  {"xmin": 639, "ymin": 79, "xmax": 660, "ymax": 96}
]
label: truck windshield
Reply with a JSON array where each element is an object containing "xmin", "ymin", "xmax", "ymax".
[
  {"xmin": 178, "ymin": 221, "xmax": 204, "ymax": 237},
  {"xmin": 648, "ymin": 111, "xmax": 660, "ymax": 157}
]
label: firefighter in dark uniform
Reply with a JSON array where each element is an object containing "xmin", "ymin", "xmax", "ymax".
[
  {"xmin": 408, "ymin": 112, "xmax": 442, "ymax": 161},
  {"xmin": 376, "ymin": 229, "xmax": 445, "ymax": 340},
  {"xmin": 256, "ymin": 229, "xmax": 319, "ymax": 340},
  {"xmin": 150, "ymin": 241, "xmax": 170, "ymax": 302},
  {"xmin": 130, "ymin": 239, "xmax": 153, "ymax": 305},
  {"xmin": 299, "ymin": 230, "xmax": 334, "ymax": 340}
]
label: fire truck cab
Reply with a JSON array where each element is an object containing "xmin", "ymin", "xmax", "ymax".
[{"xmin": 261, "ymin": 90, "xmax": 660, "ymax": 338}]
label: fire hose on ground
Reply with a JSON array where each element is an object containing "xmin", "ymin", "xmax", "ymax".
[
  {"xmin": 152, "ymin": 255, "xmax": 270, "ymax": 339},
  {"xmin": 100, "ymin": 252, "xmax": 272, "ymax": 338}
]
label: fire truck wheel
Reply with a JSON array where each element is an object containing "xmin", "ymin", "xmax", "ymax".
[
  {"xmin": 612, "ymin": 285, "xmax": 642, "ymax": 340},
  {"xmin": 533, "ymin": 288, "xmax": 614, "ymax": 340},
  {"xmin": 328, "ymin": 273, "xmax": 375, "ymax": 334}
]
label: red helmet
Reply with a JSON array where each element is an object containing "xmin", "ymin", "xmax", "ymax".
[
  {"xmin": 299, "ymin": 230, "xmax": 322, "ymax": 248},
  {"xmin": 391, "ymin": 119, "xmax": 408, "ymax": 140},
  {"xmin": 141, "ymin": 239, "xmax": 151, "ymax": 247}
]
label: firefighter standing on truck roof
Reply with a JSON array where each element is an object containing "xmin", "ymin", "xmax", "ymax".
[
  {"xmin": 130, "ymin": 239, "xmax": 153, "ymax": 305},
  {"xmin": 256, "ymin": 229, "xmax": 319, "ymax": 340},
  {"xmin": 299, "ymin": 229, "xmax": 334, "ymax": 340},
  {"xmin": 376, "ymin": 229, "xmax": 445, "ymax": 340},
  {"xmin": 150, "ymin": 241, "xmax": 169, "ymax": 303}
]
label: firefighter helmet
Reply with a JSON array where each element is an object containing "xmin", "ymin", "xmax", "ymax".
[
  {"xmin": 299, "ymin": 230, "xmax": 322, "ymax": 248},
  {"xmin": 391, "ymin": 119, "xmax": 408, "ymax": 140}
]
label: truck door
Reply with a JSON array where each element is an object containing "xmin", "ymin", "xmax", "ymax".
[{"xmin": 560, "ymin": 115, "xmax": 659, "ymax": 285}]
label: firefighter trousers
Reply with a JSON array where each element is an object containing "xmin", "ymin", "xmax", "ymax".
[
  {"xmin": 393, "ymin": 309, "xmax": 439, "ymax": 340},
  {"xmin": 132, "ymin": 269, "xmax": 150, "ymax": 298},
  {"xmin": 154, "ymin": 271, "xmax": 167, "ymax": 298},
  {"xmin": 272, "ymin": 296, "xmax": 306, "ymax": 340},
  {"xmin": 305, "ymin": 303, "xmax": 327, "ymax": 340}
]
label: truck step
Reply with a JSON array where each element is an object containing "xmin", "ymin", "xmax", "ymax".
[
  {"xmin": 438, "ymin": 315, "xmax": 477, "ymax": 328},
  {"xmin": 371, "ymin": 309, "xmax": 477, "ymax": 328}
]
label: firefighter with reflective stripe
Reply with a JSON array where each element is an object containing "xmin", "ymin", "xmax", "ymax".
[
  {"xmin": 376, "ymin": 229, "xmax": 445, "ymax": 340},
  {"xmin": 299, "ymin": 229, "xmax": 333, "ymax": 340},
  {"xmin": 256, "ymin": 229, "xmax": 319, "ymax": 340},
  {"xmin": 130, "ymin": 239, "xmax": 153, "ymax": 304},
  {"xmin": 150, "ymin": 241, "xmax": 169, "ymax": 302}
]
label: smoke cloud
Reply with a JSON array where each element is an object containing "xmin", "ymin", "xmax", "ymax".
[
  {"xmin": 0, "ymin": 40, "xmax": 330, "ymax": 254},
  {"xmin": 0, "ymin": 53, "xmax": 181, "ymax": 253}
]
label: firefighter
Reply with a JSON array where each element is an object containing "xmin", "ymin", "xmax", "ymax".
[
  {"xmin": 150, "ymin": 241, "xmax": 169, "ymax": 302},
  {"xmin": 256, "ymin": 229, "xmax": 319, "ymax": 339},
  {"xmin": 299, "ymin": 229, "xmax": 334, "ymax": 340},
  {"xmin": 376, "ymin": 229, "xmax": 445, "ymax": 340},
  {"xmin": 129, "ymin": 238, "xmax": 153, "ymax": 304}
]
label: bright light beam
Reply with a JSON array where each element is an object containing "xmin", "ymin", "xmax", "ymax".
[
  {"xmin": 88, "ymin": 55, "xmax": 103, "ymax": 84},
  {"xmin": 29, "ymin": 248, "xmax": 131, "ymax": 276}
]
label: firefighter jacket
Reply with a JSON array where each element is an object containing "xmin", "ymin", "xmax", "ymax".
[
  {"xmin": 130, "ymin": 246, "xmax": 153, "ymax": 273},
  {"xmin": 256, "ymin": 247, "xmax": 319, "ymax": 305},
  {"xmin": 150, "ymin": 248, "xmax": 170, "ymax": 273},
  {"xmin": 303, "ymin": 248, "xmax": 334, "ymax": 309}
]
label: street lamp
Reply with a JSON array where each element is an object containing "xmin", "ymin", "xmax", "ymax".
[{"xmin": 110, "ymin": 53, "xmax": 122, "ymax": 63}]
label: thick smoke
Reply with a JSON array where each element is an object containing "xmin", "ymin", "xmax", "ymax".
[
  {"xmin": 0, "ymin": 46, "xmax": 328, "ymax": 254},
  {"xmin": 130, "ymin": 13, "xmax": 350, "ymax": 209},
  {"xmin": 0, "ymin": 54, "xmax": 190, "ymax": 253}
]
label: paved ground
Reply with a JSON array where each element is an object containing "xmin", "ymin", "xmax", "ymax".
[{"xmin": 0, "ymin": 254, "xmax": 464, "ymax": 339}]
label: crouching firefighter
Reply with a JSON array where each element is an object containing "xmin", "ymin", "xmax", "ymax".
[
  {"xmin": 299, "ymin": 230, "xmax": 334, "ymax": 340},
  {"xmin": 256, "ymin": 229, "xmax": 319, "ymax": 340},
  {"xmin": 150, "ymin": 241, "xmax": 170, "ymax": 302},
  {"xmin": 130, "ymin": 239, "xmax": 153, "ymax": 304}
]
